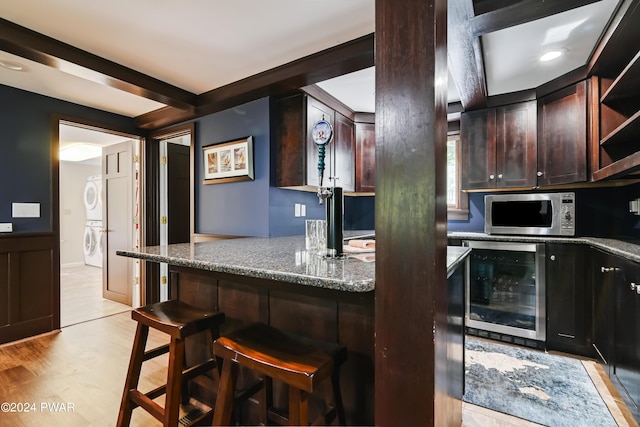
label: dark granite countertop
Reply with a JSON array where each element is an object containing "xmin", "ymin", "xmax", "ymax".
[
  {"xmin": 448, "ymin": 232, "xmax": 640, "ymax": 263},
  {"xmin": 117, "ymin": 231, "xmax": 471, "ymax": 293}
]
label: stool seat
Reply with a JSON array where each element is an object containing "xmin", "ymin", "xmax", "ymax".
[
  {"xmin": 117, "ymin": 300, "xmax": 225, "ymax": 427},
  {"xmin": 213, "ymin": 323, "xmax": 347, "ymax": 426},
  {"xmin": 133, "ymin": 299, "xmax": 223, "ymax": 339}
]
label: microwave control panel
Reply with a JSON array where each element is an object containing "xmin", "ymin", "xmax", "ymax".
[{"xmin": 559, "ymin": 193, "xmax": 575, "ymax": 233}]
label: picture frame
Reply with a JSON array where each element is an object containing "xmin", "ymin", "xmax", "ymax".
[{"xmin": 203, "ymin": 136, "xmax": 254, "ymax": 184}]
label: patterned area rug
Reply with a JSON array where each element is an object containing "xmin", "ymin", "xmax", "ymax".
[{"xmin": 464, "ymin": 337, "xmax": 618, "ymax": 427}]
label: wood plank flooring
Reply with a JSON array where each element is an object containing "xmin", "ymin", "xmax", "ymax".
[
  {"xmin": 60, "ymin": 264, "xmax": 130, "ymax": 327},
  {"xmin": 0, "ymin": 310, "xmax": 634, "ymax": 426}
]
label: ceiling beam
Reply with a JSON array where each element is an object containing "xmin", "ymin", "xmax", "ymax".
[
  {"xmin": 136, "ymin": 33, "xmax": 375, "ymax": 129},
  {"xmin": 0, "ymin": 18, "xmax": 198, "ymax": 112},
  {"xmin": 470, "ymin": 0, "xmax": 603, "ymax": 36},
  {"xmin": 448, "ymin": 0, "xmax": 488, "ymax": 110}
]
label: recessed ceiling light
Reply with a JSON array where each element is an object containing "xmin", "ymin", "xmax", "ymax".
[
  {"xmin": 539, "ymin": 50, "xmax": 565, "ymax": 62},
  {"xmin": 0, "ymin": 59, "xmax": 26, "ymax": 72}
]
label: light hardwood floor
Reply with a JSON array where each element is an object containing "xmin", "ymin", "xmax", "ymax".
[
  {"xmin": 60, "ymin": 264, "xmax": 130, "ymax": 327},
  {"xmin": 0, "ymin": 311, "xmax": 634, "ymax": 426}
]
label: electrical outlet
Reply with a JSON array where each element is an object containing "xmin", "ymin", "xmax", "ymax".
[
  {"xmin": 0, "ymin": 223, "xmax": 12, "ymax": 232},
  {"xmin": 300, "ymin": 204, "xmax": 306, "ymax": 217},
  {"xmin": 294, "ymin": 203, "xmax": 301, "ymax": 217}
]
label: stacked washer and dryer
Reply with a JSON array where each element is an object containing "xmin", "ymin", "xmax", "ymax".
[{"xmin": 83, "ymin": 175, "xmax": 103, "ymax": 268}]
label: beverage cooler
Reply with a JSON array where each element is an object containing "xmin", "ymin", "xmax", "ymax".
[{"xmin": 464, "ymin": 240, "xmax": 546, "ymax": 347}]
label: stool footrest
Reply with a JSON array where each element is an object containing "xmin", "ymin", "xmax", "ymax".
[
  {"xmin": 143, "ymin": 343, "xmax": 170, "ymax": 361},
  {"xmin": 129, "ymin": 389, "xmax": 164, "ymax": 423}
]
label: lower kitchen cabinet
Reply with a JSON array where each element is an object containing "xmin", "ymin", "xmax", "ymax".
[
  {"xmin": 613, "ymin": 257, "xmax": 640, "ymax": 420},
  {"xmin": 545, "ymin": 243, "xmax": 590, "ymax": 356},
  {"xmin": 591, "ymin": 247, "xmax": 640, "ymax": 422}
]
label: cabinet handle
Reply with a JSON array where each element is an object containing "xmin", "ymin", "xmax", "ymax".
[
  {"xmin": 601, "ymin": 266, "xmax": 620, "ymax": 273},
  {"xmin": 549, "ymin": 255, "xmax": 556, "ymax": 261},
  {"xmin": 537, "ymin": 171, "xmax": 543, "ymax": 177},
  {"xmin": 497, "ymin": 173, "xmax": 503, "ymax": 179},
  {"xmin": 489, "ymin": 174, "xmax": 495, "ymax": 180}
]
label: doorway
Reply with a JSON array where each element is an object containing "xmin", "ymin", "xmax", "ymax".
[
  {"xmin": 150, "ymin": 124, "xmax": 193, "ymax": 302},
  {"xmin": 58, "ymin": 121, "xmax": 141, "ymax": 327}
]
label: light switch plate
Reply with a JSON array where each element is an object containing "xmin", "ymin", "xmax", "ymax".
[
  {"xmin": 0, "ymin": 223, "xmax": 12, "ymax": 232},
  {"xmin": 12, "ymin": 203, "xmax": 40, "ymax": 218}
]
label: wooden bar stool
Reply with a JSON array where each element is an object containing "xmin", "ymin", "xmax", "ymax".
[
  {"xmin": 116, "ymin": 300, "xmax": 225, "ymax": 427},
  {"xmin": 212, "ymin": 322, "xmax": 347, "ymax": 426}
]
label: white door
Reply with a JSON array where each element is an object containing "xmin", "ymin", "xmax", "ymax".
[{"xmin": 102, "ymin": 141, "xmax": 133, "ymax": 305}]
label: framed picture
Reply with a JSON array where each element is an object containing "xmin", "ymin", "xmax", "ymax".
[{"xmin": 203, "ymin": 136, "xmax": 254, "ymax": 184}]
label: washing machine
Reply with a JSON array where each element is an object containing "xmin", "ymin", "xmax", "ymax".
[
  {"xmin": 83, "ymin": 221, "xmax": 103, "ymax": 267},
  {"xmin": 83, "ymin": 175, "xmax": 103, "ymax": 221}
]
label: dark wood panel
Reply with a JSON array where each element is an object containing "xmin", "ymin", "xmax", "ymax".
[
  {"xmin": 0, "ymin": 234, "xmax": 57, "ymax": 345},
  {"xmin": 333, "ymin": 112, "xmax": 356, "ymax": 192},
  {"xmin": 355, "ymin": 122, "xmax": 376, "ymax": 192},
  {"xmin": 538, "ymin": 81, "xmax": 587, "ymax": 186},
  {"xmin": 165, "ymin": 266, "xmax": 375, "ymax": 425},
  {"xmin": 376, "ymin": 0, "xmax": 454, "ymax": 426},
  {"xmin": 461, "ymin": 108, "xmax": 497, "ymax": 189},
  {"xmin": 0, "ymin": 18, "xmax": 197, "ymax": 112},
  {"xmin": 470, "ymin": 0, "xmax": 601, "ymax": 36},
  {"xmin": 274, "ymin": 93, "xmax": 307, "ymax": 188},
  {"xmin": 496, "ymin": 100, "xmax": 537, "ymax": 188}
]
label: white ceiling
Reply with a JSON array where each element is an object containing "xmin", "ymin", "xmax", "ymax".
[{"xmin": 0, "ymin": 0, "xmax": 621, "ymax": 118}]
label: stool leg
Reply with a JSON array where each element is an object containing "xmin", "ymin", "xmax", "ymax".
[
  {"xmin": 163, "ymin": 337, "xmax": 185, "ymax": 427},
  {"xmin": 117, "ymin": 323, "xmax": 149, "ymax": 427},
  {"xmin": 212, "ymin": 359, "xmax": 239, "ymax": 426},
  {"xmin": 331, "ymin": 371, "xmax": 347, "ymax": 425},
  {"xmin": 288, "ymin": 387, "xmax": 308, "ymax": 426}
]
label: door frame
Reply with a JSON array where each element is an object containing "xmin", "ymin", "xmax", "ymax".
[
  {"xmin": 145, "ymin": 123, "xmax": 195, "ymax": 303},
  {"xmin": 53, "ymin": 115, "xmax": 145, "ymax": 320}
]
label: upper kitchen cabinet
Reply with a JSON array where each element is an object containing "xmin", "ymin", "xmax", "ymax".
[
  {"xmin": 274, "ymin": 93, "xmax": 355, "ymax": 192},
  {"xmin": 461, "ymin": 101, "xmax": 537, "ymax": 190},
  {"xmin": 537, "ymin": 81, "xmax": 588, "ymax": 186},
  {"xmin": 355, "ymin": 118, "xmax": 375, "ymax": 193}
]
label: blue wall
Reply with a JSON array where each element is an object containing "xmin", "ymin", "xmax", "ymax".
[
  {"xmin": 191, "ymin": 97, "xmax": 375, "ymax": 237},
  {"xmin": 0, "ymin": 85, "xmax": 138, "ymax": 233}
]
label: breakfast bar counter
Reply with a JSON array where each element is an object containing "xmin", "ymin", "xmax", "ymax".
[{"xmin": 117, "ymin": 234, "xmax": 470, "ymax": 425}]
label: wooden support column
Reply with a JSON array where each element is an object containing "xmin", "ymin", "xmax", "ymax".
[{"xmin": 374, "ymin": 0, "xmax": 455, "ymax": 426}]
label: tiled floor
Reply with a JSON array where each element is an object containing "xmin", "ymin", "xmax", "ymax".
[{"xmin": 60, "ymin": 264, "xmax": 131, "ymax": 327}]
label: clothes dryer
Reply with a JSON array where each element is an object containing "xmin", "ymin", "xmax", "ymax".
[{"xmin": 83, "ymin": 175, "xmax": 102, "ymax": 221}]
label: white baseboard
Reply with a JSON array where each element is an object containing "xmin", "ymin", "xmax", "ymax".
[{"xmin": 61, "ymin": 262, "xmax": 86, "ymax": 268}]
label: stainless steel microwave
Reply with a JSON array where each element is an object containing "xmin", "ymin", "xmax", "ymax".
[{"xmin": 485, "ymin": 192, "xmax": 575, "ymax": 236}]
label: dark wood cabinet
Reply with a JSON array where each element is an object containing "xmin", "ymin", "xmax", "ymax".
[
  {"xmin": 461, "ymin": 101, "xmax": 536, "ymax": 190},
  {"xmin": 537, "ymin": 81, "xmax": 588, "ymax": 186},
  {"xmin": 275, "ymin": 93, "xmax": 356, "ymax": 192},
  {"xmin": 355, "ymin": 121, "xmax": 375, "ymax": 192},
  {"xmin": 461, "ymin": 108, "xmax": 496, "ymax": 190},
  {"xmin": 545, "ymin": 243, "xmax": 590, "ymax": 356},
  {"xmin": 613, "ymin": 257, "xmax": 640, "ymax": 420},
  {"xmin": 590, "ymin": 247, "xmax": 640, "ymax": 422}
]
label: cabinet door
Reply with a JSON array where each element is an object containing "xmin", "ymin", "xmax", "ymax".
[
  {"xmin": 333, "ymin": 112, "xmax": 355, "ymax": 192},
  {"xmin": 537, "ymin": 81, "xmax": 587, "ymax": 186},
  {"xmin": 613, "ymin": 259, "xmax": 640, "ymax": 418},
  {"xmin": 591, "ymin": 249, "xmax": 615, "ymax": 375},
  {"xmin": 496, "ymin": 101, "xmax": 537, "ymax": 188},
  {"xmin": 355, "ymin": 122, "xmax": 375, "ymax": 192},
  {"xmin": 461, "ymin": 108, "xmax": 497, "ymax": 190},
  {"xmin": 546, "ymin": 243, "xmax": 589, "ymax": 356},
  {"xmin": 306, "ymin": 97, "xmax": 335, "ymax": 188}
]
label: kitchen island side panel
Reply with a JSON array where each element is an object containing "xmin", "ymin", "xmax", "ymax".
[{"xmin": 168, "ymin": 265, "xmax": 376, "ymax": 426}]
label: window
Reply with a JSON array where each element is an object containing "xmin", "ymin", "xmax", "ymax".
[{"xmin": 447, "ymin": 133, "xmax": 469, "ymax": 220}]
